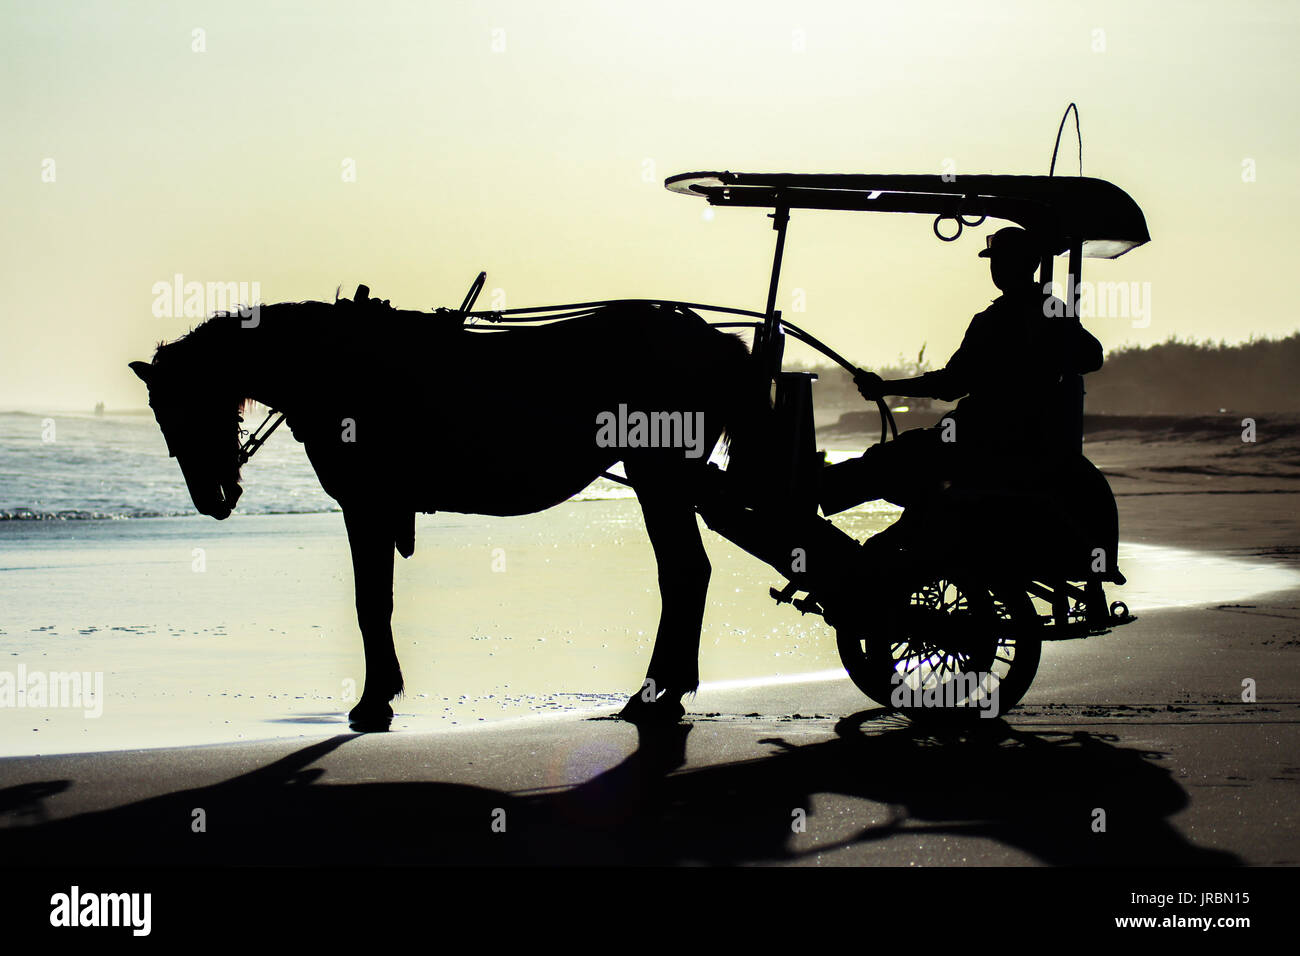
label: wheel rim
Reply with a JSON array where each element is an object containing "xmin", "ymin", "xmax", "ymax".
[{"xmin": 841, "ymin": 578, "xmax": 1038, "ymax": 716}]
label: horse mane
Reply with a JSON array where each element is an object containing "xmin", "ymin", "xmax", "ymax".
[{"xmin": 150, "ymin": 300, "xmax": 338, "ymax": 416}]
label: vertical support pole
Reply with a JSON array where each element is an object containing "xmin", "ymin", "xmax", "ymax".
[
  {"xmin": 1067, "ymin": 242, "xmax": 1083, "ymax": 319},
  {"xmin": 752, "ymin": 204, "xmax": 791, "ymax": 393},
  {"xmin": 765, "ymin": 205, "xmax": 791, "ymax": 319},
  {"xmin": 1067, "ymin": 240, "xmax": 1085, "ymax": 454},
  {"xmin": 738, "ymin": 203, "xmax": 791, "ymax": 507},
  {"xmin": 762, "ymin": 205, "xmax": 792, "ymax": 429}
]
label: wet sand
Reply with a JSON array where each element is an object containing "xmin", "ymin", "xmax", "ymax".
[{"xmin": 0, "ymin": 497, "xmax": 1295, "ymax": 755}]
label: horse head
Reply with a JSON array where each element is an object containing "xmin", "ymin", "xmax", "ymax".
[{"xmin": 129, "ymin": 353, "xmax": 246, "ymax": 520}]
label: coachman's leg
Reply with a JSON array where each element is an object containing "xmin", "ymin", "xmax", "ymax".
[
  {"xmin": 697, "ymin": 500, "xmax": 872, "ymax": 622},
  {"xmin": 819, "ymin": 426, "xmax": 946, "ymax": 515}
]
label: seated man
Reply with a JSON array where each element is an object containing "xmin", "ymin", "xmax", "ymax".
[{"xmin": 820, "ymin": 226, "xmax": 1104, "ymax": 523}]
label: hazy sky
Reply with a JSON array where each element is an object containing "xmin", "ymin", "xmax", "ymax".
[{"xmin": 2, "ymin": 0, "xmax": 1297, "ymax": 409}]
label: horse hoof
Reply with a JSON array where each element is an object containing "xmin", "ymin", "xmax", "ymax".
[
  {"xmin": 348, "ymin": 701, "xmax": 394, "ymax": 732},
  {"xmin": 617, "ymin": 693, "xmax": 686, "ymax": 725}
]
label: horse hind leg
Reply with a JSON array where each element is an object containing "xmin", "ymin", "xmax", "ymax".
[{"xmin": 618, "ymin": 469, "xmax": 711, "ymax": 724}]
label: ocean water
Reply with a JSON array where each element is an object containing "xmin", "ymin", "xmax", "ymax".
[
  {"xmin": 0, "ymin": 409, "xmax": 638, "ymax": 520},
  {"xmin": 0, "ymin": 410, "xmax": 871, "ymax": 521}
]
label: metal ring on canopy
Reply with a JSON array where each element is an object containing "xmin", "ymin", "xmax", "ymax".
[
  {"xmin": 932, "ymin": 215, "xmax": 963, "ymax": 242},
  {"xmin": 958, "ymin": 195, "xmax": 987, "ymax": 227}
]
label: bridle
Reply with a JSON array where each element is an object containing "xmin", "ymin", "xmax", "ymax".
[{"xmin": 237, "ymin": 408, "xmax": 286, "ymax": 465}]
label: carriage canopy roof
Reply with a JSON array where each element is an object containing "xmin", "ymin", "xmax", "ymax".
[{"xmin": 665, "ymin": 171, "xmax": 1150, "ymax": 259}]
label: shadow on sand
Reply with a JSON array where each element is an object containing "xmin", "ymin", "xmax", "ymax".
[{"xmin": 0, "ymin": 712, "xmax": 1238, "ymax": 866}]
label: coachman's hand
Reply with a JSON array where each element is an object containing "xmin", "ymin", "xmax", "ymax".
[{"xmin": 853, "ymin": 369, "xmax": 885, "ymax": 401}]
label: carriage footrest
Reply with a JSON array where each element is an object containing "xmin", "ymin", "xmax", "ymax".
[{"xmin": 1041, "ymin": 604, "xmax": 1137, "ymax": 641}]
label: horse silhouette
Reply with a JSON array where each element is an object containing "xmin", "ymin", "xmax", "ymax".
[{"xmin": 129, "ymin": 291, "xmax": 767, "ymax": 730}]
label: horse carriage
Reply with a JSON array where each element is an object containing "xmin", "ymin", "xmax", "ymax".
[
  {"xmin": 656, "ymin": 170, "xmax": 1148, "ymax": 717},
  {"xmin": 130, "ymin": 164, "xmax": 1150, "ymax": 728}
]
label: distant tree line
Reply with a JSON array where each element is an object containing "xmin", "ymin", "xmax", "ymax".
[
  {"xmin": 800, "ymin": 333, "xmax": 1300, "ymax": 415},
  {"xmin": 1085, "ymin": 332, "xmax": 1300, "ymax": 415}
]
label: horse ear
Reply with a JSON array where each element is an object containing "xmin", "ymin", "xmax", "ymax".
[{"xmin": 128, "ymin": 361, "xmax": 154, "ymax": 385}]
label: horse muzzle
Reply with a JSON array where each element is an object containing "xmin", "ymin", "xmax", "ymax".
[{"xmin": 186, "ymin": 471, "xmax": 242, "ymax": 521}]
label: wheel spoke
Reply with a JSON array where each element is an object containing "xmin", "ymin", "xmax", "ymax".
[{"xmin": 849, "ymin": 578, "xmax": 1037, "ymax": 715}]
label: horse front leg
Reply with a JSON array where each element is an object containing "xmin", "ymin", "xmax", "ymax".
[
  {"xmin": 619, "ymin": 486, "xmax": 710, "ymax": 724},
  {"xmin": 342, "ymin": 505, "xmax": 404, "ymax": 731}
]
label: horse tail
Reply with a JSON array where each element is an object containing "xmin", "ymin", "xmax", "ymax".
[{"xmin": 711, "ymin": 325, "xmax": 772, "ymax": 464}]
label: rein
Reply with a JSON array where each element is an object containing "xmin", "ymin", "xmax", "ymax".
[{"xmin": 230, "ymin": 281, "xmax": 897, "ymax": 467}]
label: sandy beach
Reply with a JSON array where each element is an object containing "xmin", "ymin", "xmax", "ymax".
[{"xmin": 1, "ymin": 414, "xmax": 1298, "ymax": 871}]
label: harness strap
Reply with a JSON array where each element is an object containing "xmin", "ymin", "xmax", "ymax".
[{"xmin": 238, "ymin": 408, "xmax": 286, "ymax": 465}]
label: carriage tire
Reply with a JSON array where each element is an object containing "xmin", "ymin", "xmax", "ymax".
[{"xmin": 834, "ymin": 578, "xmax": 1041, "ymax": 720}]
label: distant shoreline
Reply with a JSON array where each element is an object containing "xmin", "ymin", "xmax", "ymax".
[
  {"xmin": 0, "ymin": 408, "xmax": 151, "ymax": 417},
  {"xmin": 818, "ymin": 408, "xmax": 1300, "ymax": 442}
]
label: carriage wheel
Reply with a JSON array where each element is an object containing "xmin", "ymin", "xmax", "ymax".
[{"xmin": 835, "ymin": 577, "xmax": 1041, "ymax": 719}]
